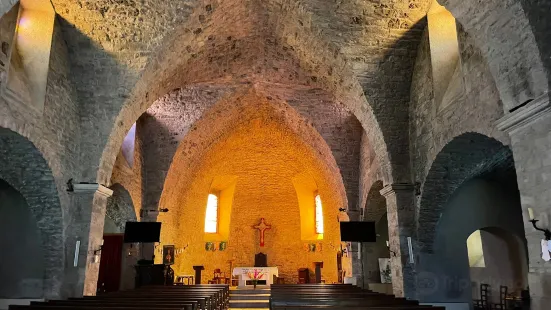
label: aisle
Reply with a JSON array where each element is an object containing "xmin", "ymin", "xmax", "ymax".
[{"xmin": 228, "ymin": 286, "xmax": 270, "ymax": 310}]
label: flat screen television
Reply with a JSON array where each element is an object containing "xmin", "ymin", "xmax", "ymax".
[
  {"xmin": 123, "ymin": 222, "xmax": 161, "ymax": 243},
  {"xmin": 340, "ymin": 221, "xmax": 376, "ymax": 242}
]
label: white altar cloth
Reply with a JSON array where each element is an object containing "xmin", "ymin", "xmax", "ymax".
[{"xmin": 232, "ymin": 267, "xmax": 279, "ymax": 287}]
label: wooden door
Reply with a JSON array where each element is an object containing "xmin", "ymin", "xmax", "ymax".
[{"xmin": 97, "ymin": 234, "xmax": 124, "ymax": 293}]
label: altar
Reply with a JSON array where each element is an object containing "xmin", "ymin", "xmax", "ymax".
[{"xmin": 232, "ymin": 267, "xmax": 279, "ymax": 287}]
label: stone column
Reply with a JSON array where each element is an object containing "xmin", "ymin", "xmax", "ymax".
[
  {"xmin": 380, "ymin": 183, "xmax": 416, "ymax": 298},
  {"xmin": 496, "ymin": 92, "xmax": 551, "ymax": 310},
  {"xmin": 65, "ymin": 184, "xmax": 112, "ymax": 297}
]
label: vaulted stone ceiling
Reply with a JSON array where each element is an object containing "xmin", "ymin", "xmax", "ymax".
[
  {"xmin": 42, "ymin": 0, "xmax": 430, "ymax": 185},
  {"xmin": 9, "ymin": 0, "xmax": 544, "ymax": 190}
]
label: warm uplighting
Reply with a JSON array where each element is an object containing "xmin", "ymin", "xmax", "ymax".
[
  {"xmin": 204, "ymin": 194, "xmax": 218, "ymax": 233},
  {"xmin": 315, "ymin": 194, "xmax": 324, "ymax": 234}
]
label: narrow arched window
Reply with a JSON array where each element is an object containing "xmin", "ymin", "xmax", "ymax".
[
  {"xmin": 315, "ymin": 194, "xmax": 324, "ymax": 234},
  {"xmin": 204, "ymin": 194, "xmax": 218, "ymax": 233}
]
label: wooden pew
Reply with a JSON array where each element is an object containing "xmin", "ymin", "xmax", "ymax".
[
  {"xmin": 10, "ymin": 285, "xmax": 229, "ymax": 310},
  {"xmin": 270, "ymin": 284, "xmax": 445, "ymax": 310}
]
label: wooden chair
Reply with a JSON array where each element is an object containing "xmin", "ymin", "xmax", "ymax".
[
  {"xmin": 492, "ymin": 286, "xmax": 508, "ymax": 310},
  {"xmin": 474, "ymin": 283, "xmax": 491, "ymax": 310},
  {"xmin": 211, "ymin": 268, "xmax": 223, "ymax": 284}
]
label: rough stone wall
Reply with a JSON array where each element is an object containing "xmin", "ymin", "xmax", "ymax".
[
  {"xmin": 140, "ymin": 85, "xmax": 232, "ymax": 212},
  {"xmin": 0, "ymin": 128, "xmax": 64, "ymax": 299},
  {"xmin": 409, "ymin": 25, "xmax": 508, "ymax": 189},
  {"xmin": 295, "ymin": 0, "xmax": 429, "ymax": 184},
  {"xmin": 105, "ymin": 184, "xmax": 137, "ymax": 232},
  {"xmin": 441, "ymin": 0, "xmax": 548, "ymax": 110},
  {"xmin": 0, "ymin": 19, "xmax": 81, "ymax": 298},
  {"xmin": 519, "ymin": 0, "xmax": 551, "ymax": 98},
  {"xmin": 504, "ymin": 112, "xmax": 551, "ymax": 310}
]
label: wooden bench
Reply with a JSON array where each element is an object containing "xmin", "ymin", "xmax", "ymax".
[
  {"xmin": 270, "ymin": 284, "xmax": 445, "ymax": 310},
  {"xmin": 9, "ymin": 285, "xmax": 229, "ymax": 310}
]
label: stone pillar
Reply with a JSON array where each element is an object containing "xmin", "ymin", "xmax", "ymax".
[
  {"xmin": 496, "ymin": 92, "xmax": 551, "ymax": 310},
  {"xmin": 380, "ymin": 183, "xmax": 416, "ymax": 298},
  {"xmin": 65, "ymin": 184, "xmax": 112, "ymax": 297}
]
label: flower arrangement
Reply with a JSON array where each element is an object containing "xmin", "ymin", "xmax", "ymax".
[{"xmin": 246, "ymin": 269, "xmax": 265, "ymax": 289}]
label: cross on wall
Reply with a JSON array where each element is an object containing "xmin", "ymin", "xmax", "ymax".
[{"xmin": 254, "ymin": 218, "xmax": 271, "ymax": 247}]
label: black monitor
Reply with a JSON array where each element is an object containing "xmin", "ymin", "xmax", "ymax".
[
  {"xmin": 123, "ymin": 222, "xmax": 161, "ymax": 243},
  {"xmin": 340, "ymin": 221, "xmax": 376, "ymax": 242}
]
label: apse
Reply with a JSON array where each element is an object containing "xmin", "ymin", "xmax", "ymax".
[{"xmin": 156, "ymin": 99, "xmax": 347, "ymax": 284}]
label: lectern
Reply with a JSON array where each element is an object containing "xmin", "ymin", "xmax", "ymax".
[{"xmin": 193, "ymin": 265, "xmax": 205, "ymax": 284}]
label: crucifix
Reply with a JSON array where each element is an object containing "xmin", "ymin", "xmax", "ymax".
[{"xmin": 254, "ymin": 218, "xmax": 271, "ymax": 247}]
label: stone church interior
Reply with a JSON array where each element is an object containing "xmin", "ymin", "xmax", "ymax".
[{"xmin": 0, "ymin": 0, "xmax": 549, "ymax": 310}]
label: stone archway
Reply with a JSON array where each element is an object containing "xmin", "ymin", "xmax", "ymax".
[
  {"xmin": 0, "ymin": 179, "xmax": 45, "ymax": 299},
  {"xmin": 417, "ymin": 132, "xmax": 513, "ymax": 253},
  {"xmin": 100, "ymin": 183, "xmax": 138, "ymax": 291},
  {"xmin": 94, "ymin": 0, "xmax": 393, "ymax": 190},
  {"xmin": 156, "ymin": 86, "xmax": 348, "ymax": 284},
  {"xmin": 0, "ymin": 127, "xmax": 64, "ymax": 299},
  {"xmin": 362, "ymin": 181, "xmax": 391, "ymax": 292},
  {"xmin": 417, "ymin": 177, "xmax": 526, "ymax": 304}
]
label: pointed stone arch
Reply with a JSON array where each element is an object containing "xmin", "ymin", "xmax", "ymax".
[
  {"xmin": 0, "ymin": 127, "xmax": 64, "ymax": 298},
  {"xmin": 95, "ymin": 0, "xmax": 393, "ymax": 190},
  {"xmin": 417, "ymin": 132, "xmax": 514, "ymax": 253}
]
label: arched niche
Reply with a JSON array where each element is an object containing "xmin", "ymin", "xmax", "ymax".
[
  {"xmin": 417, "ymin": 132, "xmax": 513, "ymax": 253},
  {"xmin": 0, "ymin": 127, "xmax": 63, "ymax": 298},
  {"xmin": 157, "ymin": 88, "xmax": 347, "ymax": 284},
  {"xmin": 0, "ymin": 179, "xmax": 44, "ymax": 298},
  {"xmin": 417, "ymin": 178, "xmax": 527, "ymax": 304}
]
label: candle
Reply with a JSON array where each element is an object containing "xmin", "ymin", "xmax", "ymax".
[
  {"xmin": 101, "ymin": 239, "xmax": 104, "ymax": 246},
  {"xmin": 528, "ymin": 208, "xmax": 534, "ymax": 220}
]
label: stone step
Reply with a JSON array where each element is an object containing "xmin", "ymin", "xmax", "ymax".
[
  {"xmin": 230, "ymin": 288, "xmax": 270, "ymax": 295},
  {"xmin": 230, "ymin": 294, "xmax": 270, "ymax": 300},
  {"xmin": 229, "ymin": 300, "xmax": 270, "ymax": 308}
]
